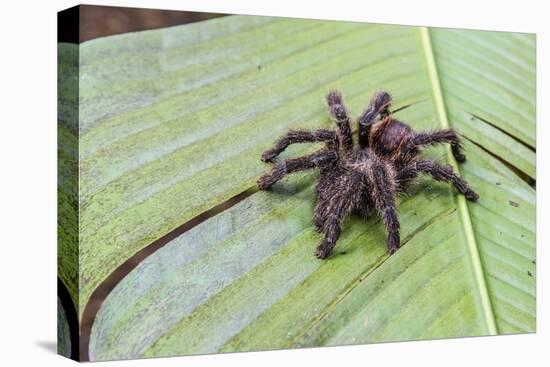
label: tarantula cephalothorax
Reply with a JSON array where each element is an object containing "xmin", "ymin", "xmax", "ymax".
[{"xmin": 257, "ymin": 90, "xmax": 479, "ymax": 259}]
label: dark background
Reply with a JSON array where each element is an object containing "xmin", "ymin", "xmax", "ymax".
[{"xmin": 58, "ymin": 4, "xmax": 225, "ymax": 43}]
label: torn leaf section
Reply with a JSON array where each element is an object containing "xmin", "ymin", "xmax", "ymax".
[
  {"xmin": 430, "ymin": 29, "xmax": 535, "ymax": 148},
  {"xmin": 454, "ymin": 113, "xmax": 534, "ymax": 180},
  {"xmin": 430, "ymin": 28, "xmax": 536, "ymax": 334},
  {"xmin": 459, "ymin": 143, "xmax": 536, "ymax": 334}
]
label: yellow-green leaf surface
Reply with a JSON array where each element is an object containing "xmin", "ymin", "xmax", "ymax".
[
  {"xmin": 57, "ymin": 14, "xmax": 535, "ymax": 361},
  {"xmin": 57, "ymin": 297, "xmax": 72, "ymax": 358}
]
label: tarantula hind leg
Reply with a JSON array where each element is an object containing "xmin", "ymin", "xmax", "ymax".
[
  {"xmin": 314, "ymin": 177, "xmax": 359, "ymax": 259},
  {"xmin": 314, "ymin": 207, "xmax": 345, "ymax": 258},
  {"xmin": 313, "ymin": 201, "xmax": 327, "ymax": 233},
  {"xmin": 315, "ymin": 214, "xmax": 344, "ymax": 259},
  {"xmin": 257, "ymin": 150, "xmax": 336, "ymax": 190}
]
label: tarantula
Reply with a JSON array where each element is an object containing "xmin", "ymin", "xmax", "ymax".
[{"xmin": 257, "ymin": 90, "xmax": 479, "ymax": 259}]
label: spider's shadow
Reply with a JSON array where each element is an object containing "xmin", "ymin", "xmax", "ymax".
[
  {"xmin": 269, "ymin": 173, "xmax": 454, "ymax": 200},
  {"xmin": 260, "ymin": 173, "xmax": 457, "ymax": 260},
  {"xmin": 405, "ymin": 177, "xmax": 459, "ymax": 201},
  {"xmin": 334, "ymin": 181, "xmax": 455, "ymax": 258}
]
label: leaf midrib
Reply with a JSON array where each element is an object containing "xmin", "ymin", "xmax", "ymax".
[{"xmin": 420, "ymin": 26, "xmax": 498, "ymax": 335}]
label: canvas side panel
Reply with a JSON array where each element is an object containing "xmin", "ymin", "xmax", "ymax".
[{"xmin": 57, "ymin": 5, "xmax": 80, "ymax": 361}]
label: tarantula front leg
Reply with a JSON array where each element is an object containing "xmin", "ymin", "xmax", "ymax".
[
  {"xmin": 260, "ymin": 129, "xmax": 337, "ymax": 163},
  {"xmin": 358, "ymin": 91, "xmax": 392, "ymax": 148},
  {"xmin": 398, "ymin": 160, "xmax": 479, "ymax": 201},
  {"xmin": 257, "ymin": 150, "xmax": 337, "ymax": 190},
  {"xmin": 371, "ymin": 165, "xmax": 401, "ymax": 254},
  {"xmin": 407, "ymin": 129, "xmax": 466, "ymax": 162},
  {"xmin": 327, "ymin": 91, "xmax": 353, "ymax": 152}
]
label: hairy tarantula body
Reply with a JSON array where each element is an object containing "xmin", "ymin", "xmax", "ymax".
[{"xmin": 258, "ymin": 90, "xmax": 478, "ymax": 259}]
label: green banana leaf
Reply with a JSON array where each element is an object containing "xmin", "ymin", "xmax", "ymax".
[
  {"xmin": 57, "ymin": 15, "xmax": 535, "ymax": 361},
  {"xmin": 57, "ymin": 297, "xmax": 72, "ymax": 358}
]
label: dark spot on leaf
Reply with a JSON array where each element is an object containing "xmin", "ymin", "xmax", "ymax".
[
  {"xmin": 340, "ymin": 251, "xmax": 347, "ymax": 255},
  {"xmin": 496, "ymin": 182, "xmax": 501, "ymax": 186},
  {"xmin": 257, "ymin": 65, "xmax": 262, "ymax": 70},
  {"xmin": 521, "ymin": 234, "xmax": 525, "ymax": 238},
  {"xmin": 532, "ymin": 259, "xmax": 536, "ymax": 264},
  {"xmin": 509, "ymin": 200, "xmax": 519, "ymax": 207},
  {"xmin": 527, "ymin": 270, "xmax": 533, "ymax": 277}
]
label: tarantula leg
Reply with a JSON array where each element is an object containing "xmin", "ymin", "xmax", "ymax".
[
  {"xmin": 315, "ymin": 175, "xmax": 362, "ymax": 259},
  {"xmin": 408, "ymin": 129, "xmax": 466, "ymax": 162},
  {"xmin": 315, "ymin": 206, "xmax": 350, "ymax": 259},
  {"xmin": 315, "ymin": 219, "xmax": 342, "ymax": 259},
  {"xmin": 327, "ymin": 90, "xmax": 353, "ymax": 152},
  {"xmin": 257, "ymin": 150, "xmax": 337, "ymax": 190},
  {"xmin": 260, "ymin": 129, "xmax": 337, "ymax": 163},
  {"xmin": 407, "ymin": 160, "xmax": 479, "ymax": 201},
  {"xmin": 396, "ymin": 164, "xmax": 418, "ymax": 183},
  {"xmin": 313, "ymin": 200, "xmax": 328, "ymax": 233},
  {"xmin": 358, "ymin": 91, "xmax": 392, "ymax": 148},
  {"xmin": 313, "ymin": 193, "xmax": 339, "ymax": 233},
  {"xmin": 371, "ymin": 165, "xmax": 401, "ymax": 254}
]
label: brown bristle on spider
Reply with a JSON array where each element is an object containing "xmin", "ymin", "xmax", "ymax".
[{"xmin": 258, "ymin": 90, "xmax": 478, "ymax": 259}]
